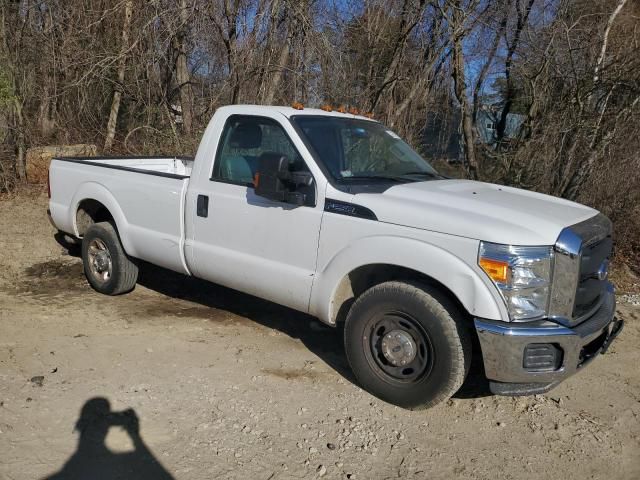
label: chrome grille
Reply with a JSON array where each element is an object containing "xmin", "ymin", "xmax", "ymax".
[
  {"xmin": 574, "ymin": 229, "xmax": 612, "ymax": 320},
  {"xmin": 549, "ymin": 213, "xmax": 612, "ymax": 326}
]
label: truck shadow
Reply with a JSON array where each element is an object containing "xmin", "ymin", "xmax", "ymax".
[
  {"xmin": 133, "ymin": 261, "xmax": 492, "ymax": 400},
  {"xmin": 43, "ymin": 397, "xmax": 174, "ymax": 480},
  {"xmin": 55, "ymin": 242, "xmax": 491, "ymax": 400},
  {"xmin": 454, "ymin": 359, "xmax": 492, "ymax": 399},
  {"xmin": 135, "ymin": 261, "xmax": 357, "ymax": 384}
]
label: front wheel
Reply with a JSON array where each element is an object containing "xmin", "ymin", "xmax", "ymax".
[
  {"xmin": 82, "ymin": 222, "xmax": 138, "ymax": 295},
  {"xmin": 344, "ymin": 281, "xmax": 471, "ymax": 409}
]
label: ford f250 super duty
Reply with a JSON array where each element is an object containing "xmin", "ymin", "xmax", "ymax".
[{"xmin": 48, "ymin": 105, "xmax": 623, "ymax": 409}]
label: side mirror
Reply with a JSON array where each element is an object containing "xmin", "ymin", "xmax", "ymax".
[{"xmin": 254, "ymin": 152, "xmax": 314, "ymax": 206}]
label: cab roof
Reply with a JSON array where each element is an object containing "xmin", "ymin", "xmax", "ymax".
[{"xmin": 216, "ymin": 104, "xmax": 378, "ymax": 123}]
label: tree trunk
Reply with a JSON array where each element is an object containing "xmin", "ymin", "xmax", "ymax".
[
  {"xmin": 561, "ymin": 0, "xmax": 630, "ymax": 199},
  {"xmin": 592, "ymin": 0, "xmax": 628, "ymax": 88},
  {"xmin": 104, "ymin": 0, "xmax": 133, "ymax": 152},
  {"xmin": 257, "ymin": 0, "xmax": 282, "ymax": 99},
  {"xmin": 496, "ymin": 0, "xmax": 535, "ymax": 144},
  {"xmin": 368, "ymin": 0, "xmax": 427, "ymax": 111},
  {"xmin": 14, "ymin": 97, "xmax": 26, "ymax": 180},
  {"xmin": 38, "ymin": 7, "xmax": 56, "ymax": 138},
  {"xmin": 38, "ymin": 84, "xmax": 56, "ymax": 138},
  {"xmin": 263, "ymin": 30, "xmax": 291, "ymax": 105},
  {"xmin": 450, "ymin": 6, "xmax": 479, "ymax": 180},
  {"xmin": 175, "ymin": 0, "xmax": 194, "ymax": 134},
  {"xmin": 472, "ymin": 10, "xmax": 507, "ymax": 123}
]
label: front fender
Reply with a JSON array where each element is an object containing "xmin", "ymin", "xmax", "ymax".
[{"xmin": 310, "ymin": 235, "xmax": 506, "ymax": 324}]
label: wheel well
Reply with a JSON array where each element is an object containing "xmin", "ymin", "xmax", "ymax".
[
  {"xmin": 76, "ymin": 199, "xmax": 114, "ymax": 237},
  {"xmin": 330, "ymin": 264, "xmax": 471, "ymax": 324}
]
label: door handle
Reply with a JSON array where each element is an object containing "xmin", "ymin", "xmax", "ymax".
[{"xmin": 197, "ymin": 195, "xmax": 209, "ymax": 217}]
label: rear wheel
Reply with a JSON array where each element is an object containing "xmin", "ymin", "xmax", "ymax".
[
  {"xmin": 344, "ymin": 281, "xmax": 471, "ymax": 409},
  {"xmin": 82, "ymin": 222, "xmax": 138, "ymax": 295}
]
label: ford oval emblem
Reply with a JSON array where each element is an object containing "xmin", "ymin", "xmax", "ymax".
[{"xmin": 597, "ymin": 260, "xmax": 609, "ymax": 281}]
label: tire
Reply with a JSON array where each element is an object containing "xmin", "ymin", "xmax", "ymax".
[
  {"xmin": 344, "ymin": 281, "xmax": 471, "ymax": 409},
  {"xmin": 81, "ymin": 222, "xmax": 138, "ymax": 295}
]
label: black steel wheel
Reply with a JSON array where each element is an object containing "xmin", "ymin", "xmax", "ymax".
[
  {"xmin": 365, "ymin": 311, "xmax": 434, "ymax": 383},
  {"xmin": 344, "ymin": 281, "xmax": 471, "ymax": 409}
]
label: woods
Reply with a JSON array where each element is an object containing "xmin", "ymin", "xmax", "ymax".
[{"xmin": 0, "ymin": 0, "xmax": 638, "ymax": 261}]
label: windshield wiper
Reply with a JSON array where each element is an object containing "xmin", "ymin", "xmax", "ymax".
[
  {"xmin": 341, "ymin": 172, "xmax": 444, "ymax": 183},
  {"xmin": 342, "ymin": 174, "xmax": 414, "ymax": 182},
  {"xmin": 397, "ymin": 171, "xmax": 442, "ymax": 179}
]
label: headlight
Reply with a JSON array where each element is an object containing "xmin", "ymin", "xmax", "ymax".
[{"xmin": 478, "ymin": 242, "xmax": 553, "ymax": 321}]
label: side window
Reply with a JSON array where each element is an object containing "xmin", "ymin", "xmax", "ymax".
[{"xmin": 212, "ymin": 116, "xmax": 307, "ymax": 186}]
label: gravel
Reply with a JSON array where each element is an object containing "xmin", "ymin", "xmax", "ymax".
[
  {"xmin": 1, "ymin": 192, "xmax": 639, "ymax": 480},
  {"xmin": 618, "ymin": 293, "xmax": 640, "ymax": 306}
]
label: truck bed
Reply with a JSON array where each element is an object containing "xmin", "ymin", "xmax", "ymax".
[
  {"xmin": 49, "ymin": 155, "xmax": 194, "ymax": 276},
  {"xmin": 58, "ymin": 156, "xmax": 194, "ymax": 178}
]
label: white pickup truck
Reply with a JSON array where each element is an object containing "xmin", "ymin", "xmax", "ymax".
[{"xmin": 48, "ymin": 105, "xmax": 623, "ymax": 409}]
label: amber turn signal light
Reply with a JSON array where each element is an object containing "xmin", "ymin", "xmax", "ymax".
[{"xmin": 479, "ymin": 258, "xmax": 509, "ymax": 283}]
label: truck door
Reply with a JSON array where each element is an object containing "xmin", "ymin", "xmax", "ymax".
[{"xmin": 187, "ymin": 114, "xmax": 324, "ymax": 312}]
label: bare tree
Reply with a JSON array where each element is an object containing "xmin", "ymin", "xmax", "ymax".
[
  {"xmin": 104, "ymin": 0, "xmax": 134, "ymax": 152},
  {"xmin": 262, "ymin": 0, "xmax": 292, "ymax": 105},
  {"xmin": 173, "ymin": 0, "xmax": 195, "ymax": 134},
  {"xmin": 444, "ymin": 0, "xmax": 480, "ymax": 179},
  {"xmin": 0, "ymin": 0, "xmax": 638, "ymax": 263},
  {"xmin": 495, "ymin": 0, "xmax": 536, "ymax": 144}
]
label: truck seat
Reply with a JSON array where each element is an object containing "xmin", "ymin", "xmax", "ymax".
[
  {"xmin": 220, "ymin": 155, "xmax": 257, "ymax": 185},
  {"xmin": 219, "ymin": 122, "xmax": 263, "ymax": 184}
]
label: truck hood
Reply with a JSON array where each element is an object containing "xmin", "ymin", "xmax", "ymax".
[{"xmin": 355, "ymin": 180, "xmax": 598, "ymax": 245}]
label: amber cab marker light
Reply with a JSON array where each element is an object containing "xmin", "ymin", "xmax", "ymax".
[
  {"xmin": 349, "ymin": 107, "xmax": 359, "ymax": 115},
  {"xmin": 320, "ymin": 104, "xmax": 333, "ymax": 112},
  {"xmin": 292, "ymin": 102, "xmax": 304, "ymax": 110},
  {"xmin": 337, "ymin": 105, "xmax": 347, "ymax": 113},
  {"xmin": 365, "ymin": 112, "xmax": 375, "ymax": 119},
  {"xmin": 479, "ymin": 258, "xmax": 509, "ymax": 284}
]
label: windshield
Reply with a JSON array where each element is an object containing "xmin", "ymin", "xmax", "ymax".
[{"xmin": 292, "ymin": 116, "xmax": 439, "ymax": 182}]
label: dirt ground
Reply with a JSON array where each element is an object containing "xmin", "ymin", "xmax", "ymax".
[{"xmin": 1, "ymin": 190, "xmax": 639, "ymax": 480}]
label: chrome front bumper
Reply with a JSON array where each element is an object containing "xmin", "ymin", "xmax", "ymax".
[{"xmin": 475, "ymin": 283, "xmax": 622, "ymax": 395}]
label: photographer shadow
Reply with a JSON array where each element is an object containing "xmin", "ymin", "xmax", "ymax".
[{"xmin": 44, "ymin": 397, "xmax": 174, "ymax": 480}]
